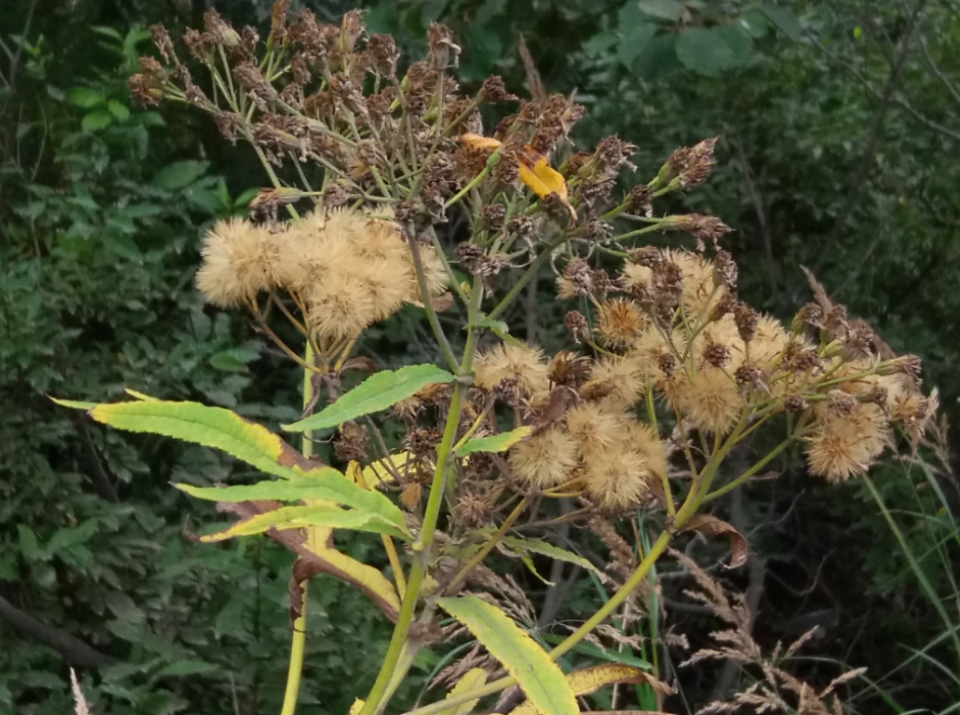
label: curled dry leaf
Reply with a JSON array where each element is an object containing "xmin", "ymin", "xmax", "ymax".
[{"xmin": 680, "ymin": 514, "xmax": 748, "ymax": 569}]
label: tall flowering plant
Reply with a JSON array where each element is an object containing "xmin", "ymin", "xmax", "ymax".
[{"xmin": 60, "ymin": 4, "xmax": 937, "ymax": 714}]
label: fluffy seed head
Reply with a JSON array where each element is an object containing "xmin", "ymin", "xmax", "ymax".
[
  {"xmin": 508, "ymin": 427, "xmax": 578, "ymax": 489},
  {"xmin": 196, "ymin": 218, "xmax": 283, "ymax": 306},
  {"xmin": 805, "ymin": 404, "xmax": 889, "ymax": 482},
  {"xmin": 566, "ymin": 403, "xmax": 627, "ymax": 457},
  {"xmin": 597, "ymin": 298, "xmax": 646, "ymax": 348},
  {"xmin": 475, "ymin": 343, "xmax": 551, "ymax": 408}
]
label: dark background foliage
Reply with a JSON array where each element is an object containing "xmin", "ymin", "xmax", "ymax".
[{"xmin": 2, "ymin": 0, "xmax": 958, "ymax": 713}]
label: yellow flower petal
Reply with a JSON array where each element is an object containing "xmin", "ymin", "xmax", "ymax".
[
  {"xmin": 459, "ymin": 133, "xmax": 503, "ymax": 151},
  {"xmin": 518, "ymin": 147, "xmax": 568, "ymax": 201}
]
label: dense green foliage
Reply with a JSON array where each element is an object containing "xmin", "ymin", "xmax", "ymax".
[{"xmin": 2, "ymin": 0, "xmax": 958, "ymax": 713}]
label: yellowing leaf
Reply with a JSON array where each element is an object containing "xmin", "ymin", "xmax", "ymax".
[
  {"xmin": 198, "ymin": 503, "xmax": 410, "ymax": 542},
  {"xmin": 437, "ymin": 596, "xmax": 577, "ymax": 715},
  {"xmin": 456, "ymin": 426, "xmax": 532, "ymax": 456},
  {"xmin": 348, "ymin": 699, "xmax": 365, "ymax": 715},
  {"xmin": 434, "ymin": 668, "xmax": 488, "ymax": 715},
  {"xmin": 509, "ymin": 664, "xmax": 674, "ymax": 715},
  {"xmin": 304, "ymin": 525, "xmax": 401, "ymax": 617},
  {"xmin": 361, "ymin": 452, "xmax": 417, "ymax": 488}
]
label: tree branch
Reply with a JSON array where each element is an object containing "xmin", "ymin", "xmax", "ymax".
[{"xmin": 0, "ymin": 595, "xmax": 115, "ymax": 668}]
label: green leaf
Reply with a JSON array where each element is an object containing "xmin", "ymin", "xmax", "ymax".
[
  {"xmin": 103, "ymin": 230, "xmax": 143, "ymax": 262},
  {"xmin": 46, "ymin": 520, "xmax": 99, "ymax": 554},
  {"xmin": 675, "ymin": 27, "xmax": 735, "ymax": 76},
  {"xmin": 199, "ymin": 503, "xmax": 409, "ymax": 541},
  {"xmin": 761, "ymin": 3, "xmax": 802, "ymax": 40},
  {"xmin": 618, "ymin": 21, "xmax": 658, "ymax": 68},
  {"xmin": 155, "ymin": 660, "xmax": 219, "ymax": 677},
  {"xmin": 713, "ymin": 26, "xmax": 754, "ymax": 67},
  {"xmin": 738, "ymin": 10, "xmax": 769, "ymax": 38},
  {"xmin": 151, "ymin": 160, "xmax": 210, "ymax": 191},
  {"xmin": 500, "ymin": 536, "xmax": 603, "ymax": 576},
  {"xmin": 437, "ymin": 596, "xmax": 578, "ymax": 715},
  {"xmin": 638, "ymin": 0, "xmax": 684, "ymax": 21},
  {"xmin": 17, "ymin": 525, "xmax": 41, "ymax": 561},
  {"xmin": 82, "ymin": 110, "xmax": 114, "ymax": 132},
  {"xmin": 67, "ymin": 87, "xmax": 103, "ymax": 109},
  {"xmin": 209, "ymin": 348, "xmax": 260, "ymax": 372},
  {"xmin": 284, "ymin": 364, "xmax": 455, "ymax": 432},
  {"xmin": 176, "ymin": 476, "xmax": 407, "ymax": 532},
  {"xmin": 107, "ymin": 100, "xmax": 131, "ymax": 121},
  {"xmin": 456, "ymin": 426, "xmax": 532, "ymax": 456},
  {"xmin": 435, "ymin": 669, "xmax": 487, "ymax": 715}
]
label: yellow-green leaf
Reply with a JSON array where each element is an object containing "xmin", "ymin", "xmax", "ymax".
[
  {"xmin": 434, "ymin": 668, "xmax": 488, "ymax": 715},
  {"xmin": 456, "ymin": 426, "xmax": 532, "ymax": 457},
  {"xmin": 199, "ymin": 504, "xmax": 410, "ymax": 542},
  {"xmin": 283, "ymin": 364, "xmax": 455, "ymax": 432},
  {"xmin": 509, "ymin": 663, "xmax": 672, "ymax": 715},
  {"xmin": 437, "ymin": 596, "xmax": 577, "ymax": 715},
  {"xmin": 76, "ymin": 398, "xmax": 318, "ymax": 480},
  {"xmin": 175, "ymin": 476, "xmax": 406, "ymax": 533},
  {"xmin": 123, "ymin": 388, "xmax": 159, "ymax": 401}
]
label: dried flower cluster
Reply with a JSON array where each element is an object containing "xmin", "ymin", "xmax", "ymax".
[{"xmin": 554, "ymin": 246, "xmax": 935, "ymax": 482}]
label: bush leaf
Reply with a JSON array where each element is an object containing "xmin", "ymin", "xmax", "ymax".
[
  {"xmin": 283, "ymin": 364, "xmax": 455, "ymax": 432},
  {"xmin": 437, "ymin": 595, "xmax": 577, "ymax": 715}
]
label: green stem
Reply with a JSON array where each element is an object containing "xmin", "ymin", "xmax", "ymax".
[
  {"xmin": 444, "ymin": 155, "xmax": 496, "ymax": 210},
  {"xmin": 279, "ymin": 344, "xmax": 316, "ymax": 715},
  {"xmin": 702, "ymin": 436, "xmax": 794, "ymax": 504},
  {"xmin": 358, "ymin": 386, "xmax": 466, "ymax": 715}
]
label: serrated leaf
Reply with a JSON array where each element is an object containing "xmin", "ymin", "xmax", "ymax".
[
  {"xmin": 500, "ymin": 536, "xmax": 603, "ymax": 576},
  {"xmin": 67, "ymin": 87, "xmax": 103, "ymax": 109},
  {"xmin": 283, "ymin": 364, "xmax": 455, "ymax": 432},
  {"xmin": 437, "ymin": 596, "xmax": 577, "ymax": 715},
  {"xmin": 176, "ymin": 476, "xmax": 406, "ymax": 532},
  {"xmin": 82, "ymin": 109, "xmax": 113, "ymax": 132},
  {"xmin": 151, "ymin": 160, "xmax": 210, "ymax": 191},
  {"xmin": 675, "ymin": 27, "xmax": 735, "ymax": 76},
  {"xmin": 762, "ymin": 3, "xmax": 802, "ymax": 40},
  {"xmin": 435, "ymin": 668, "xmax": 488, "ymax": 715},
  {"xmin": 199, "ymin": 503, "xmax": 409, "ymax": 541},
  {"xmin": 457, "ymin": 426, "xmax": 532, "ymax": 456},
  {"xmin": 80, "ymin": 397, "xmax": 324, "ymax": 482},
  {"xmin": 155, "ymin": 660, "xmax": 219, "ymax": 677},
  {"xmin": 638, "ymin": 0, "xmax": 684, "ymax": 21}
]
